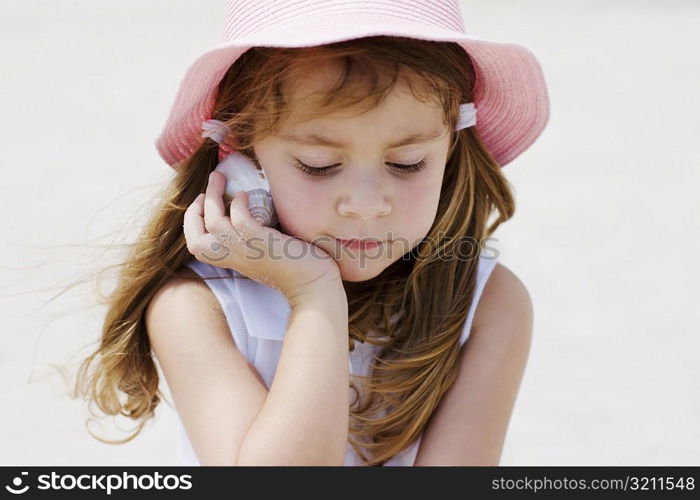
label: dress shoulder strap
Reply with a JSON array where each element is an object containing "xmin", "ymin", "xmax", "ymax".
[
  {"xmin": 458, "ymin": 254, "xmax": 499, "ymax": 347},
  {"xmin": 183, "ymin": 258, "xmax": 252, "ymax": 360}
]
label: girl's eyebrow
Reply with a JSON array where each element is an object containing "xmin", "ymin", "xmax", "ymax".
[{"xmin": 277, "ymin": 128, "xmax": 445, "ymax": 149}]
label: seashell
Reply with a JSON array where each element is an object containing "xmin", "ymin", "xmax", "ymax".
[
  {"xmin": 246, "ymin": 188, "xmax": 278, "ymax": 227},
  {"xmin": 214, "ymin": 151, "xmax": 278, "ymax": 227}
]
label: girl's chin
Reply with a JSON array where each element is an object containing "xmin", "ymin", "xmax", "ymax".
[{"xmin": 335, "ymin": 258, "xmax": 390, "ymax": 283}]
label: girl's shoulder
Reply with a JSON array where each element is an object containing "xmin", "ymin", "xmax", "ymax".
[
  {"xmin": 147, "ymin": 264, "xmax": 226, "ymax": 325},
  {"xmin": 471, "ymin": 262, "xmax": 533, "ymax": 335}
]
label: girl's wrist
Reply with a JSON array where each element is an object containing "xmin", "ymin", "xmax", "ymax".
[{"xmin": 287, "ymin": 276, "xmax": 347, "ymax": 312}]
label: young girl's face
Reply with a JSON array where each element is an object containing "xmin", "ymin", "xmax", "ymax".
[{"xmin": 253, "ymin": 65, "xmax": 452, "ymax": 282}]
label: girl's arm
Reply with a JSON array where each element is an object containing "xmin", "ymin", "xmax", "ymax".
[
  {"xmin": 172, "ymin": 173, "xmax": 350, "ymax": 464},
  {"xmin": 146, "ymin": 271, "xmax": 349, "ymax": 466},
  {"xmin": 413, "ymin": 264, "xmax": 533, "ymax": 465},
  {"xmin": 235, "ymin": 279, "xmax": 350, "ymax": 465}
]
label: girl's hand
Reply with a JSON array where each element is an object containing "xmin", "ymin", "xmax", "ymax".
[{"xmin": 183, "ymin": 171, "xmax": 343, "ymax": 305}]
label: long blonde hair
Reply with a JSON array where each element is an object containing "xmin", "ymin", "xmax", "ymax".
[{"xmin": 74, "ymin": 35, "xmax": 515, "ymax": 466}]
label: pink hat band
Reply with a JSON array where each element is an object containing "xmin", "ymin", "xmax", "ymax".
[{"xmin": 155, "ymin": 0, "xmax": 550, "ymax": 169}]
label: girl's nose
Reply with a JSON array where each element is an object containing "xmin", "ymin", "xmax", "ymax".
[{"xmin": 336, "ymin": 179, "xmax": 391, "ymax": 220}]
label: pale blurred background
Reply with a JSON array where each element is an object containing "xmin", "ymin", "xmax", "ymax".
[{"xmin": 1, "ymin": 0, "xmax": 698, "ymax": 465}]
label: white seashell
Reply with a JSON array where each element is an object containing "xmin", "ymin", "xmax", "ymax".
[
  {"xmin": 246, "ymin": 188, "xmax": 277, "ymax": 227},
  {"xmin": 214, "ymin": 152, "xmax": 278, "ymax": 227}
]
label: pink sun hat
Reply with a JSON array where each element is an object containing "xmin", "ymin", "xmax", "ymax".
[{"xmin": 155, "ymin": 0, "xmax": 550, "ymax": 169}]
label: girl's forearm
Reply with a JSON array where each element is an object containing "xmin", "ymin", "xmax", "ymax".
[{"xmin": 235, "ymin": 282, "xmax": 350, "ymax": 465}]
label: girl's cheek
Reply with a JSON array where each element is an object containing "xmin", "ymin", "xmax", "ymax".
[
  {"xmin": 396, "ymin": 180, "xmax": 443, "ymax": 235},
  {"xmin": 280, "ymin": 177, "xmax": 325, "ymax": 211},
  {"xmin": 272, "ymin": 179, "xmax": 325, "ymax": 235},
  {"xmin": 399, "ymin": 182, "xmax": 434, "ymax": 211}
]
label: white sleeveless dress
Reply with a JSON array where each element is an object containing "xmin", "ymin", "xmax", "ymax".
[{"xmin": 174, "ymin": 252, "xmax": 499, "ymax": 466}]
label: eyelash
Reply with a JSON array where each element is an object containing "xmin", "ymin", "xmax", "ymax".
[{"xmin": 294, "ymin": 159, "xmax": 427, "ymax": 177}]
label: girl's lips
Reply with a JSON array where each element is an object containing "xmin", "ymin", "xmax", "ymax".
[{"xmin": 336, "ymin": 238, "xmax": 384, "ymax": 250}]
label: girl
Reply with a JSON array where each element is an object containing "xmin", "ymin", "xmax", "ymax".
[{"xmin": 75, "ymin": 0, "xmax": 549, "ymax": 466}]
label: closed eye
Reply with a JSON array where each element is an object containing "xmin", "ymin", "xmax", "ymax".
[{"xmin": 294, "ymin": 160, "xmax": 427, "ymax": 177}]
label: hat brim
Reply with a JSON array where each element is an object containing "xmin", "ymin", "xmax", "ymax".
[{"xmin": 155, "ymin": 13, "xmax": 550, "ymax": 168}]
